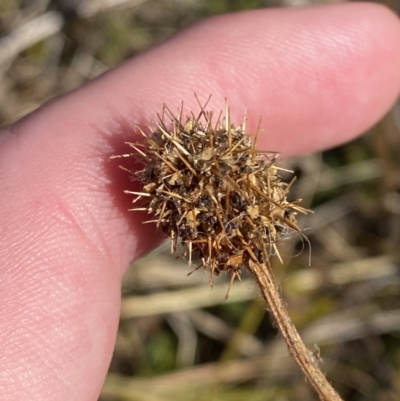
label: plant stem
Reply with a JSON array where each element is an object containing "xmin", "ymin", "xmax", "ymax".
[{"xmin": 248, "ymin": 260, "xmax": 344, "ymax": 401}]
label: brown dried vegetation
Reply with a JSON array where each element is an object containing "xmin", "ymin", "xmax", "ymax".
[
  {"xmin": 114, "ymin": 97, "xmax": 346, "ymax": 401},
  {"xmin": 121, "ymin": 97, "xmax": 309, "ymax": 295}
]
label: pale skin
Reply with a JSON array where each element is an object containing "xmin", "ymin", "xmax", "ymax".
[{"xmin": 0, "ymin": 3, "xmax": 400, "ymax": 400}]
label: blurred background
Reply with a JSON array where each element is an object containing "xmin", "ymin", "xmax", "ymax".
[{"xmin": 1, "ymin": 0, "xmax": 400, "ymax": 400}]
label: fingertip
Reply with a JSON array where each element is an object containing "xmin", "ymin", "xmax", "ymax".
[{"xmin": 245, "ymin": 2, "xmax": 400, "ymax": 156}]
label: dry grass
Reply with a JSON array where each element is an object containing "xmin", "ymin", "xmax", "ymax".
[{"xmin": 1, "ymin": 1, "xmax": 400, "ymax": 400}]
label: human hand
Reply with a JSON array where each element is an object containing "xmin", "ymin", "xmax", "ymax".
[{"xmin": 0, "ymin": 3, "xmax": 399, "ymax": 400}]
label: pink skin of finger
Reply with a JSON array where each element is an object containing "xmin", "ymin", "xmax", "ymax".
[{"xmin": 0, "ymin": 3, "xmax": 400, "ymax": 400}]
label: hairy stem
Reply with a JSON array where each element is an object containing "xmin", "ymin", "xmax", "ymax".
[{"xmin": 248, "ymin": 260, "xmax": 343, "ymax": 401}]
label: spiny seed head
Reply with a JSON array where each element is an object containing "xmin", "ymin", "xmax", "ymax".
[{"xmin": 121, "ymin": 97, "xmax": 309, "ymax": 295}]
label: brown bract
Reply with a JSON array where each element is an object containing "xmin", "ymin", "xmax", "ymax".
[{"xmin": 121, "ymin": 97, "xmax": 309, "ymax": 296}]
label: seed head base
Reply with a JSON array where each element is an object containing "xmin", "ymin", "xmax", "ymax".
[{"xmin": 121, "ymin": 97, "xmax": 309, "ymax": 296}]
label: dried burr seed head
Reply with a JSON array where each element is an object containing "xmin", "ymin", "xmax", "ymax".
[{"xmin": 121, "ymin": 97, "xmax": 309, "ymax": 295}]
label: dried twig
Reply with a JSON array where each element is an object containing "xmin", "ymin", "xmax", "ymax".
[{"xmin": 248, "ymin": 259, "xmax": 343, "ymax": 401}]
